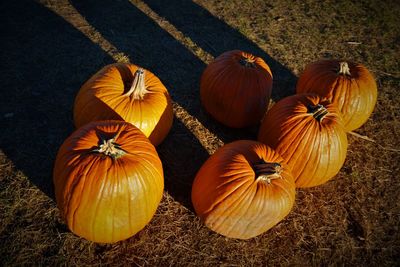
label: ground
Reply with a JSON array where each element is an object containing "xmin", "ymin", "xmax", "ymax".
[{"xmin": 0, "ymin": 0, "xmax": 399, "ymax": 266}]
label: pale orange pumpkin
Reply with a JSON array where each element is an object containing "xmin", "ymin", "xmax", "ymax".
[
  {"xmin": 296, "ymin": 60, "xmax": 377, "ymax": 131},
  {"xmin": 73, "ymin": 63, "xmax": 173, "ymax": 146},
  {"xmin": 53, "ymin": 120, "xmax": 164, "ymax": 243},
  {"xmin": 200, "ymin": 50, "xmax": 273, "ymax": 128},
  {"xmin": 258, "ymin": 94, "xmax": 348, "ymax": 188},
  {"xmin": 191, "ymin": 140, "xmax": 295, "ymax": 239}
]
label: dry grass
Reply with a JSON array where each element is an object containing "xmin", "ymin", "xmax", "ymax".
[{"xmin": 1, "ymin": 0, "xmax": 399, "ymax": 266}]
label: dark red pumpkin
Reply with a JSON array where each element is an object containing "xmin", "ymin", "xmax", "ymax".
[{"xmin": 200, "ymin": 50, "xmax": 273, "ymax": 128}]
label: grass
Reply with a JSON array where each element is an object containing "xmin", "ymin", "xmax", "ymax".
[{"xmin": 1, "ymin": 0, "xmax": 399, "ymax": 265}]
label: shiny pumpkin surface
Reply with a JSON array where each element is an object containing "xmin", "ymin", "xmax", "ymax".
[
  {"xmin": 200, "ymin": 50, "xmax": 273, "ymax": 128},
  {"xmin": 74, "ymin": 63, "xmax": 173, "ymax": 146},
  {"xmin": 296, "ymin": 60, "xmax": 377, "ymax": 131},
  {"xmin": 191, "ymin": 140, "xmax": 295, "ymax": 239},
  {"xmin": 53, "ymin": 120, "xmax": 164, "ymax": 243},
  {"xmin": 258, "ymin": 94, "xmax": 348, "ymax": 188}
]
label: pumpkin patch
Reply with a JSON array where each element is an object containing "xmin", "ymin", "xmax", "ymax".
[
  {"xmin": 55, "ymin": 55, "xmax": 376, "ymax": 241},
  {"xmin": 5, "ymin": 0, "xmax": 396, "ymax": 264}
]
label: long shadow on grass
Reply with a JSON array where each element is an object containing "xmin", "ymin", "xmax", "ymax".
[
  {"xmin": 70, "ymin": 0, "xmax": 296, "ymax": 144},
  {"xmin": 68, "ymin": 0, "xmax": 212, "ymax": 208},
  {"xmin": 144, "ymin": 0, "xmax": 296, "ymax": 100},
  {"xmin": 0, "ymin": 1, "xmax": 209, "ymax": 206},
  {"xmin": 0, "ymin": 0, "xmax": 113, "ymax": 198},
  {"xmin": 69, "ymin": 0, "xmax": 297, "ymax": 208},
  {"xmin": 144, "ymin": 0, "xmax": 297, "ymax": 139}
]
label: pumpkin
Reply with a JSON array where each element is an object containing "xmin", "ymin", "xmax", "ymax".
[
  {"xmin": 200, "ymin": 50, "xmax": 273, "ymax": 128},
  {"xmin": 73, "ymin": 63, "xmax": 173, "ymax": 146},
  {"xmin": 258, "ymin": 94, "xmax": 348, "ymax": 188},
  {"xmin": 53, "ymin": 120, "xmax": 164, "ymax": 243},
  {"xmin": 191, "ymin": 140, "xmax": 295, "ymax": 239},
  {"xmin": 296, "ymin": 60, "xmax": 377, "ymax": 131}
]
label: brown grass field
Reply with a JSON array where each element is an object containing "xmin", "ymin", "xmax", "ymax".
[{"xmin": 1, "ymin": 0, "xmax": 399, "ymax": 265}]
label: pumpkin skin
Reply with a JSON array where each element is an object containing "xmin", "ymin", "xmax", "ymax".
[
  {"xmin": 258, "ymin": 94, "xmax": 348, "ymax": 188},
  {"xmin": 191, "ymin": 140, "xmax": 295, "ymax": 239},
  {"xmin": 53, "ymin": 120, "xmax": 164, "ymax": 243},
  {"xmin": 74, "ymin": 63, "xmax": 173, "ymax": 146},
  {"xmin": 296, "ymin": 60, "xmax": 377, "ymax": 131},
  {"xmin": 200, "ymin": 50, "xmax": 273, "ymax": 128}
]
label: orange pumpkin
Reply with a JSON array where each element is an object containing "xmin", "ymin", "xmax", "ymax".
[
  {"xmin": 191, "ymin": 140, "xmax": 295, "ymax": 239},
  {"xmin": 200, "ymin": 50, "xmax": 273, "ymax": 128},
  {"xmin": 73, "ymin": 63, "xmax": 173, "ymax": 146},
  {"xmin": 53, "ymin": 120, "xmax": 164, "ymax": 243},
  {"xmin": 258, "ymin": 94, "xmax": 348, "ymax": 188},
  {"xmin": 296, "ymin": 60, "xmax": 377, "ymax": 131}
]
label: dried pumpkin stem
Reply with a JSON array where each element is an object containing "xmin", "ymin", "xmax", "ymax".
[
  {"xmin": 92, "ymin": 138, "xmax": 126, "ymax": 159},
  {"xmin": 253, "ymin": 162, "xmax": 282, "ymax": 184},
  {"xmin": 124, "ymin": 68, "xmax": 149, "ymax": 99},
  {"xmin": 338, "ymin": 61, "xmax": 351, "ymax": 76},
  {"xmin": 308, "ymin": 104, "xmax": 329, "ymax": 121},
  {"xmin": 239, "ymin": 57, "xmax": 256, "ymax": 68}
]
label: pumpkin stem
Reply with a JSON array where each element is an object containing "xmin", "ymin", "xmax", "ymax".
[
  {"xmin": 253, "ymin": 162, "xmax": 282, "ymax": 184},
  {"xmin": 92, "ymin": 137, "xmax": 126, "ymax": 159},
  {"xmin": 308, "ymin": 104, "xmax": 329, "ymax": 121},
  {"xmin": 124, "ymin": 68, "xmax": 149, "ymax": 99},
  {"xmin": 338, "ymin": 61, "xmax": 351, "ymax": 76},
  {"xmin": 239, "ymin": 57, "xmax": 256, "ymax": 68}
]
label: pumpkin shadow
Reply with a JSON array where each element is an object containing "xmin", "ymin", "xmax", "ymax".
[
  {"xmin": 0, "ymin": 1, "xmax": 115, "ymax": 199},
  {"xmin": 142, "ymin": 0, "xmax": 297, "ymax": 142},
  {"xmin": 157, "ymin": 119, "xmax": 209, "ymax": 209},
  {"xmin": 68, "ymin": 0, "xmax": 211, "ymax": 208},
  {"xmin": 144, "ymin": 0, "xmax": 297, "ymax": 101},
  {"xmin": 70, "ymin": 0, "xmax": 297, "ymax": 145},
  {"xmin": 69, "ymin": 0, "xmax": 297, "ymax": 209}
]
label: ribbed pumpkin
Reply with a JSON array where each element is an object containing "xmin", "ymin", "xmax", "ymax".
[
  {"xmin": 53, "ymin": 120, "xmax": 164, "ymax": 243},
  {"xmin": 191, "ymin": 140, "xmax": 295, "ymax": 239},
  {"xmin": 296, "ymin": 60, "xmax": 377, "ymax": 131},
  {"xmin": 73, "ymin": 63, "xmax": 173, "ymax": 146},
  {"xmin": 200, "ymin": 50, "xmax": 273, "ymax": 128},
  {"xmin": 258, "ymin": 94, "xmax": 348, "ymax": 188}
]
